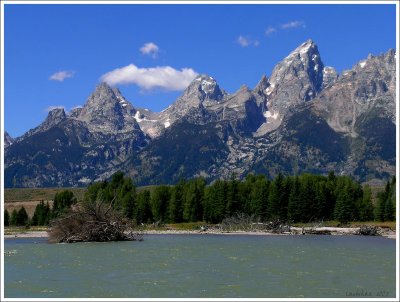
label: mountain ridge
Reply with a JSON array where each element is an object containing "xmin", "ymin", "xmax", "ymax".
[{"xmin": 4, "ymin": 40, "xmax": 396, "ymax": 187}]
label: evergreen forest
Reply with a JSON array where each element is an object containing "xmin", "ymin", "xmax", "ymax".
[{"xmin": 4, "ymin": 172, "xmax": 396, "ymax": 227}]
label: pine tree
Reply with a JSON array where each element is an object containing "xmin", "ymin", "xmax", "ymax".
[
  {"xmin": 267, "ymin": 173, "xmax": 283, "ymax": 220},
  {"xmin": 204, "ymin": 180, "xmax": 227, "ymax": 223},
  {"xmin": 32, "ymin": 201, "xmax": 51, "ymax": 225},
  {"xmin": 10, "ymin": 209, "xmax": 18, "ymax": 226},
  {"xmin": 4, "ymin": 209, "xmax": 10, "ymax": 226},
  {"xmin": 288, "ymin": 176, "xmax": 302, "ymax": 222},
  {"xmin": 151, "ymin": 185, "xmax": 170, "ymax": 222},
  {"xmin": 385, "ymin": 176, "xmax": 396, "ymax": 221},
  {"xmin": 376, "ymin": 192, "xmax": 387, "ymax": 222},
  {"xmin": 169, "ymin": 179, "xmax": 185, "ymax": 223},
  {"xmin": 183, "ymin": 178, "xmax": 205, "ymax": 222},
  {"xmin": 135, "ymin": 190, "xmax": 153, "ymax": 224},
  {"xmin": 314, "ymin": 181, "xmax": 327, "ymax": 220},
  {"xmin": 52, "ymin": 190, "xmax": 77, "ymax": 218},
  {"xmin": 16, "ymin": 206, "xmax": 29, "ymax": 226},
  {"xmin": 238, "ymin": 175, "xmax": 255, "ymax": 215},
  {"xmin": 358, "ymin": 185, "xmax": 374, "ymax": 221},
  {"xmin": 117, "ymin": 177, "xmax": 136, "ymax": 219},
  {"xmin": 324, "ymin": 176, "xmax": 336, "ymax": 220},
  {"xmin": 226, "ymin": 173, "xmax": 241, "ymax": 216},
  {"xmin": 249, "ymin": 176, "xmax": 269, "ymax": 220},
  {"xmin": 384, "ymin": 197, "xmax": 395, "ymax": 221},
  {"xmin": 334, "ymin": 183, "xmax": 355, "ymax": 224}
]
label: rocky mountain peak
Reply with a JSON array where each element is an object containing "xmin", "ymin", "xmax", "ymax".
[
  {"xmin": 290, "ymin": 39, "xmax": 315, "ymax": 54},
  {"xmin": 4, "ymin": 131, "xmax": 14, "ymax": 148},
  {"xmin": 254, "ymin": 74, "xmax": 270, "ymax": 95},
  {"xmin": 46, "ymin": 107, "xmax": 66, "ymax": 123},
  {"xmin": 16, "ymin": 107, "xmax": 67, "ymax": 141},
  {"xmin": 155, "ymin": 74, "xmax": 228, "ymax": 132},
  {"xmin": 76, "ymin": 82, "xmax": 140, "ymax": 134},
  {"xmin": 278, "ymin": 39, "xmax": 323, "ymax": 89},
  {"xmin": 183, "ymin": 74, "xmax": 226, "ymax": 102},
  {"xmin": 39, "ymin": 107, "xmax": 67, "ymax": 131},
  {"xmin": 238, "ymin": 84, "xmax": 250, "ymax": 92},
  {"xmin": 83, "ymin": 82, "xmax": 117, "ymax": 107},
  {"xmin": 266, "ymin": 40, "xmax": 325, "ymax": 118}
]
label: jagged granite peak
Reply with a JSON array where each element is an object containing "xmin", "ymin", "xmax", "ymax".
[
  {"xmin": 322, "ymin": 66, "xmax": 338, "ymax": 88},
  {"xmin": 147, "ymin": 74, "xmax": 229, "ymax": 136},
  {"xmin": 253, "ymin": 74, "xmax": 270, "ymax": 96},
  {"xmin": 69, "ymin": 106, "xmax": 84, "ymax": 118},
  {"xmin": 4, "ymin": 131, "xmax": 14, "ymax": 148},
  {"xmin": 46, "ymin": 107, "xmax": 67, "ymax": 123},
  {"xmin": 219, "ymin": 84, "xmax": 266, "ymax": 134},
  {"xmin": 5, "ymin": 83, "xmax": 149, "ymax": 187},
  {"xmin": 76, "ymin": 82, "xmax": 141, "ymax": 134},
  {"xmin": 183, "ymin": 74, "xmax": 227, "ymax": 104},
  {"xmin": 314, "ymin": 48, "xmax": 396, "ymax": 137},
  {"xmin": 267, "ymin": 39, "xmax": 324, "ymax": 115},
  {"xmin": 17, "ymin": 107, "xmax": 67, "ymax": 141}
]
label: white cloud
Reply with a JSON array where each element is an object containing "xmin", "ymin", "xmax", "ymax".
[
  {"xmin": 101, "ymin": 64, "xmax": 198, "ymax": 91},
  {"xmin": 265, "ymin": 26, "xmax": 277, "ymax": 36},
  {"xmin": 237, "ymin": 35, "xmax": 250, "ymax": 47},
  {"xmin": 140, "ymin": 42, "xmax": 159, "ymax": 58},
  {"xmin": 237, "ymin": 35, "xmax": 260, "ymax": 47},
  {"xmin": 281, "ymin": 21, "xmax": 306, "ymax": 29},
  {"xmin": 45, "ymin": 105, "xmax": 65, "ymax": 112},
  {"xmin": 49, "ymin": 71, "xmax": 74, "ymax": 82}
]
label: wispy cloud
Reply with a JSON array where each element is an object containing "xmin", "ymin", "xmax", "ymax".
[
  {"xmin": 265, "ymin": 26, "xmax": 277, "ymax": 36},
  {"xmin": 140, "ymin": 42, "xmax": 159, "ymax": 58},
  {"xmin": 237, "ymin": 36, "xmax": 250, "ymax": 47},
  {"xmin": 281, "ymin": 20, "xmax": 306, "ymax": 29},
  {"xmin": 49, "ymin": 71, "xmax": 74, "ymax": 82},
  {"xmin": 45, "ymin": 105, "xmax": 65, "ymax": 112},
  {"xmin": 101, "ymin": 64, "xmax": 198, "ymax": 91},
  {"xmin": 237, "ymin": 35, "xmax": 260, "ymax": 47}
]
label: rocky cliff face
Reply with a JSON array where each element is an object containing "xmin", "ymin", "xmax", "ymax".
[
  {"xmin": 5, "ymin": 82, "xmax": 148, "ymax": 187},
  {"xmin": 17, "ymin": 107, "xmax": 67, "ymax": 142},
  {"xmin": 265, "ymin": 40, "xmax": 324, "ymax": 118},
  {"xmin": 4, "ymin": 40, "xmax": 396, "ymax": 187},
  {"xmin": 4, "ymin": 131, "xmax": 14, "ymax": 148}
]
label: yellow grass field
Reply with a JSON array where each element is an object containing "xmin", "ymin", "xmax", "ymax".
[{"xmin": 4, "ymin": 187, "xmax": 86, "ymax": 218}]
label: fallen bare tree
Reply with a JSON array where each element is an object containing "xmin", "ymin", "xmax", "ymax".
[
  {"xmin": 218, "ymin": 213, "xmax": 291, "ymax": 233},
  {"xmin": 48, "ymin": 197, "xmax": 143, "ymax": 243}
]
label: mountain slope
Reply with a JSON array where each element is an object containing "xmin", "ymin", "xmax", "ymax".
[{"xmin": 5, "ymin": 83, "xmax": 148, "ymax": 187}]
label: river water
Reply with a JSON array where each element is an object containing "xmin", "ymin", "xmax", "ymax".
[{"xmin": 4, "ymin": 234, "xmax": 396, "ymax": 298}]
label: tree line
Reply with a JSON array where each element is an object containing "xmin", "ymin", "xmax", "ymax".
[
  {"xmin": 4, "ymin": 172, "xmax": 396, "ymax": 227},
  {"xmin": 4, "ymin": 190, "xmax": 76, "ymax": 227}
]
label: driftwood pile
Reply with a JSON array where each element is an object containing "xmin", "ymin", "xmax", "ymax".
[
  {"xmin": 356, "ymin": 225, "xmax": 379, "ymax": 236},
  {"xmin": 219, "ymin": 214, "xmax": 291, "ymax": 233},
  {"xmin": 48, "ymin": 198, "xmax": 142, "ymax": 243}
]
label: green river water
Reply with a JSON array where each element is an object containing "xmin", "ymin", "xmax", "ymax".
[{"xmin": 4, "ymin": 234, "xmax": 396, "ymax": 298}]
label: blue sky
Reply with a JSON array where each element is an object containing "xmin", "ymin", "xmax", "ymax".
[{"xmin": 4, "ymin": 3, "xmax": 397, "ymax": 137}]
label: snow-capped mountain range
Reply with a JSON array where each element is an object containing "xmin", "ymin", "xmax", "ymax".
[{"xmin": 4, "ymin": 40, "xmax": 396, "ymax": 187}]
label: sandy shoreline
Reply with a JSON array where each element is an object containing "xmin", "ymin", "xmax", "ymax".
[{"xmin": 4, "ymin": 227, "xmax": 396, "ymax": 239}]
